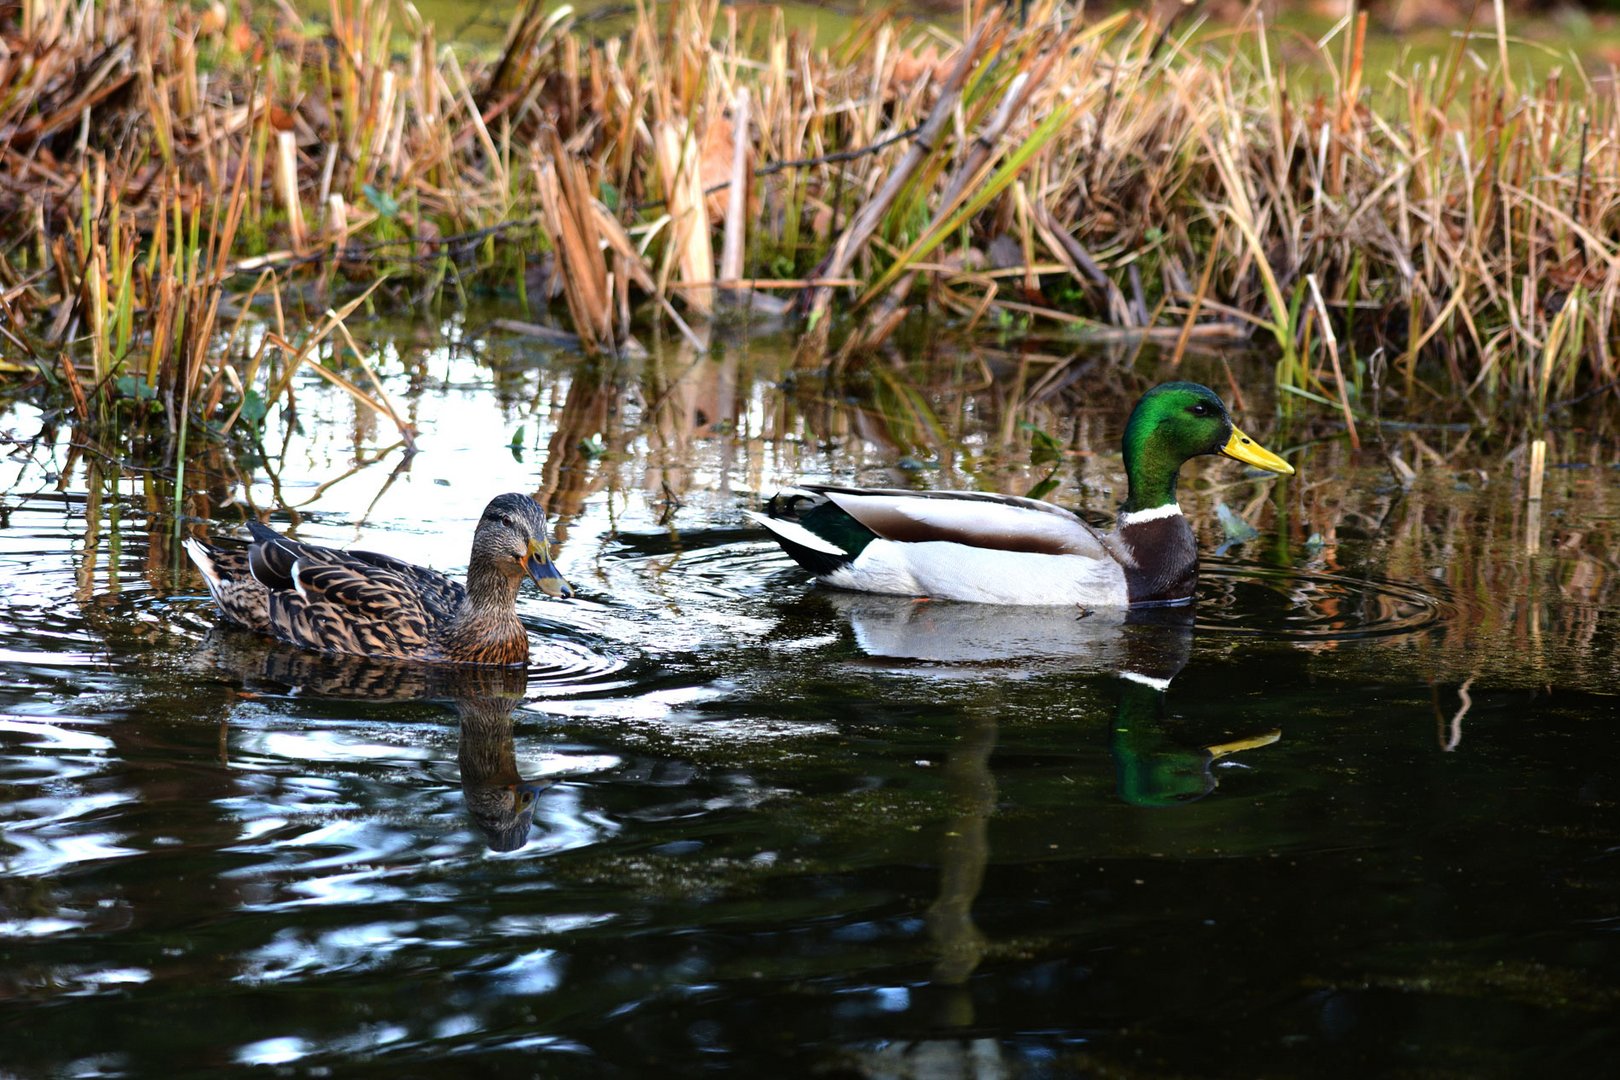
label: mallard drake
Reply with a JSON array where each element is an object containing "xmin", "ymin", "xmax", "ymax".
[
  {"xmin": 751, "ymin": 382, "xmax": 1293, "ymax": 607},
  {"xmin": 184, "ymin": 493, "xmax": 572, "ymax": 665}
]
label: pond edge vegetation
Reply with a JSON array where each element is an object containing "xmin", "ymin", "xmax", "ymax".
[{"xmin": 0, "ymin": 0, "xmax": 1616, "ymax": 457}]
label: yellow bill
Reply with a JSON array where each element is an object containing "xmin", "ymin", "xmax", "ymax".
[
  {"xmin": 1221, "ymin": 425, "xmax": 1294, "ymax": 475},
  {"xmin": 1206, "ymin": 729, "xmax": 1282, "ymax": 760}
]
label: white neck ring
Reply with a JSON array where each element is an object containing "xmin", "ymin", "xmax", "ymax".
[{"xmin": 1118, "ymin": 502, "xmax": 1184, "ymax": 527}]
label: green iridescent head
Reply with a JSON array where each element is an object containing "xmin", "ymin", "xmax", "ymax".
[{"xmin": 1119, "ymin": 382, "xmax": 1292, "ymax": 513}]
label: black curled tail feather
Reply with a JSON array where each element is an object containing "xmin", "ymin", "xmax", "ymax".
[
  {"xmin": 758, "ymin": 490, "xmax": 876, "ymax": 577},
  {"xmin": 771, "ymin": 531, "xmax": 854, "ymax": 577},
  {"xmin": 763, "ymin": 490, "xmax": 819, "ymax": 521}
]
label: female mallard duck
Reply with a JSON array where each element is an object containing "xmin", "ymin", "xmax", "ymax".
[
  {"xmin": 184, "ymin": 493, "xmax": 572, "ymax": 665},
  {"xmin": 751, "ymin": 382, "xmax": 1293, "ymax": 607}
]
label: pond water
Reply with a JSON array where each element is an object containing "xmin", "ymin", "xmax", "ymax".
[{"xmin": 1, "ymin": 321, "xmax": 1617, "ymax": 1076}]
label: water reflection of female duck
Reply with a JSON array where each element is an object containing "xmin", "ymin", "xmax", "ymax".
[
  {"xmin": 185, "ymin": 493, "xmax": 572, "ymax": 665},
  {"xmin": 196, "ymin": 637, "xmax": 549, "ymax": 850},
  {"xmin": 196, "ymin": 628, "xmax": 533, "ymax": 703},
  {"xmin": 454, "ymin": 693, "xmax": 553, "ymax": 853},
  {"xmin": 753, "ymin": 383, "xmax": 1292, "ymax": 606},
  {"xmin": 818, "ymin": 594, "xmax": 1278, "ymax": 805}
]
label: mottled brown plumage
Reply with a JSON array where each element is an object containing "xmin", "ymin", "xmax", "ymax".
[{"xmin": 184, "ymin": 493, "xmax": 572, "ymax": 665}]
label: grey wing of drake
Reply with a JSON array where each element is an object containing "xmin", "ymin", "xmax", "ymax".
[{"xmin": 802, "ymin": 483, "xmax": 1117, "ymax": 560}]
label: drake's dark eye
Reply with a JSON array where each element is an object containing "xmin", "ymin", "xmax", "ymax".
[{"xmin": 1188, "ymin": 403, "xmax": 1212, "ymax": 417}]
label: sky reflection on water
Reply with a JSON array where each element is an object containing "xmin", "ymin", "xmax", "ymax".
[{"xmin": 1, "ymin": 321, "xmax": 1617, "ymax": 1074}]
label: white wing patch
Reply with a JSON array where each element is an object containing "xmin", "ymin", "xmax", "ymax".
[
  {"xmin": 829, "ymin": 539, "xmax": 1130, "ymax": 606},
  {"xmin": 291, "ymin": 559, "xmax": 310, "ymax": 601}
]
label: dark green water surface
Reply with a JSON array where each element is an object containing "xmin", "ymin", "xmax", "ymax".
[{"xmin": 1, "ymin": 328, "xmax": 1617, "ymax": 1076}]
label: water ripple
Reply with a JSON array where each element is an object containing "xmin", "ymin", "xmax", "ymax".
[{"xmin": 1197, "ymin": 560, "xmax": 1449, "ymax": 641}]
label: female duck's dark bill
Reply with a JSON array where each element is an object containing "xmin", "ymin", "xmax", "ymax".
[
  {"xmin": 1220, "ymin": 424, "xmax": 1294, "ymax": 475},
  {"xmin": 521, "ymin": 539, "xmax": 572, "ymax": 597}
]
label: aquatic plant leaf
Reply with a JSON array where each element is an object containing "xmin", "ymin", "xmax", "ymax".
[
  {"xmin": 114, "ymin": 375, "xmax": 156, "ymax": 401},
  {"xmin": 1026, "ymin": 473, "xmax": 1060, "ymax": 501},
  {"xmin": 1215, "ymin": 503, "xmax": 1259, "ymax": 543},
  {"xmin": 363, "ymin": 184, "xmax": 399, "ymax": 219},
  {"xmin": 1020, "ymin": 421, "xmax": 1063, "ymax": 466},
  {"xmin": 238, "ymin": 389, "xmax": 267, "ymax": 427}
]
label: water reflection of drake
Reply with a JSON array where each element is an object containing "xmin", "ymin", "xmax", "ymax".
[
  {"xmin": 197, "ymin": 632, "xmax": 552, "ymax": 851},
  {"xmin": 819, "ymin": 594, "xmax": 1280, "ymax": 807},
  {"xmin": 821, "ymin": 598, "xmax": 1281, "ymax": 1076}
]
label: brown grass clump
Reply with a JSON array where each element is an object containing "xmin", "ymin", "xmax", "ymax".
[{"xmin": 0, "ymin": 0, "xmax": 1617, "ymax": 449}]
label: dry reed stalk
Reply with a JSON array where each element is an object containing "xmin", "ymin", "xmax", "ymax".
[
  {"xmin": 851, "ymin": 30, "xmax": 1062, "ymax": 350},
  {"xmin": 260, "ymin": 280, "xmax": 410, "ymax": 437},
  {"xmin": 1528, "ymin": 438, "xmax": 1547, "ymax": 503},
  {"xmin": 718, "ymin": 88, "xmax": 750, "ymax": 307},
  {"xmin": 57, "ymin": 350, "xmax": 89, "ymax": 421},
  {"xmin": 330, "ymin": 318, "xmax": 415, "ymax": 450},
  {"xmin": 654, "ymin": 121, "xmax": 716, "ymax": 318},
  {"xmin": 4, "ymin": 0, "xmax": 1620, "ymax": 431},
  {"xmin": 535, "ymin": 154, "xmax": 612, "ymax": 354},
  {"xmin": 1525, "ymin": 434, "xmax": 1547, "ymax": 555},
  {"xmin": 589, "ymin": 202, "xmax": 657, "ymax": 295},
  {"xmin": 799, "ymin": 14, "xmax": 1002, "ymax": 346},
  {"xmin": 274, "ymin": 130, "xmax": 304, "ymax": 250},
  {"xmin": 670, "ymin": 279, "xmax": 857, "ymax": 291},
  {"xmin": 1307, "ymin": 273, "xmax": 1360, "ymax": 450},
  {"xmin": 1170, "ymin": 218, "xmax": 1228, "ymax": 367}
]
